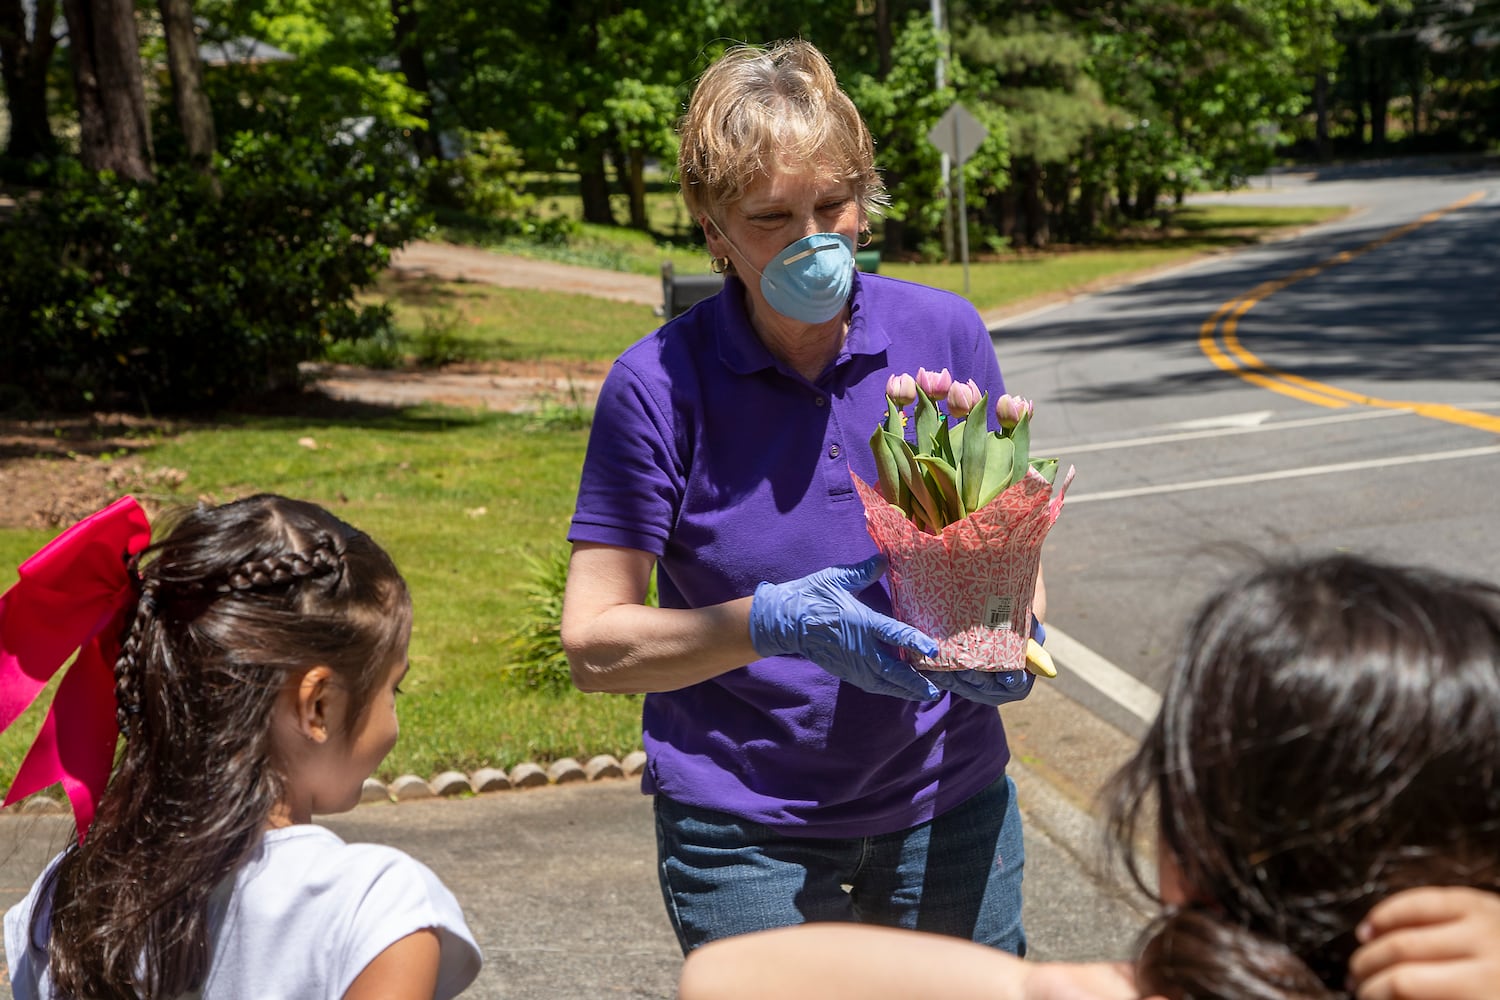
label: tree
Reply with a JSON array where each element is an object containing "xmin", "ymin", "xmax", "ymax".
[
  {"xmin": 0, "ymin": 0, "xmax": 60, "ymax": 162},
  {"xmin": 955, "ymin": 11, "xmax": 1116, "ymax": 247},
  {"xmin": 158, "ymin": 0, "xmax": 218, "ymax": 177},
  {"xmin": 62, "ymin": 0, "xmax": 154, "ymax": 181},
  {"xmin": 390, "ymin": 0, "xmax": 440, "ymax": 161}
]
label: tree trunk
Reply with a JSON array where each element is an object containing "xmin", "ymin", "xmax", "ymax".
[
  {"xmin": 158, "ymin": 0, "xmax": 216, "ymax": 177},
  {"xmin": 1019, "ymin": 159, "xmax": 1046, "ymax": 248},
  {"xmin": 875, "ymin": 0, "xmax": 892, "ymax": 79},
  {"xmin": 390, "ymin": 0, "xmax": 440, "ymax": 161},
  {"xmin": 1349, "ymin": 40, "xmax": 1367, "ymax": 148},
  {"xmin": 1313, "ymin": 72, "xmax": 1331, "ymax": 161},
  {"xmin": 625, "ymin": 145, "xmax": 648, "ymax": 230},
  {"xmin": 881, "ymin": 165, "xmax": 905, "ymax": 257},
  {"xmin": 1409, "ymin": 56, "xmax": 1423, "ymax": 136},
  {"xmin": 0, "ymin": 0, "xmax": 59, "ymax": 160},
  {"xmin": 1369, "ymin": 76, "xmax": 1389, "ymax": 149},
  {"xmin": 62, "ymin": 0, "xmax": 153, "ymax": 181},
  {"xmin": 578, "ymin": 146, "xmax": 613, "ymax": 225},
  {"xmin": 997, "ymin": 186, "xmax": 1018, "ymax": 247},
  {"xmin": 1076, "ymin": 179, "xmax": 1098, "ymax": 239}
]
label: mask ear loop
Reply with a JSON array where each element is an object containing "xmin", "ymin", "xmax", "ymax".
[
  {"xmin": 704, "ymin": 215, "xmax": 734, "ymax": 275},
  {"xmin": 705, "ymin": 215, "xmax": 771, "ymax": 284}
]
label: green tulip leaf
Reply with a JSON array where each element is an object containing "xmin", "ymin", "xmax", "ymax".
[
  {"xmin": 976, "ymin": 435, "xmax": 1016, "ymax": 510},
  {"xmin": 933, "ymin": 417, "xmax": 956, "ymax": 467},
  {"xmin": 958, "ymin": 394, "xmax": 989, "ymax": 512},
  {"xmin": 914, "ymin": 386, "xmax": 941, "ymax": 456},
  {"xmin": 914, "ymin": 454, "xmax": 965, "ymax": 524},
  {"xmin": 1008, "ymin": 412, "xmax": 1032, "ymax": 485},
  {"xmin": 870, "ymin": 425, "xmax": 909, "ymax": 510},
  {"xmin": 886, "ymin": 430, "xmax": 942, "ymax": 532},
  {"xmin": 883, "ymin": 398, "xmax": 905, "ymax": 436},
  {"xmin": 1029, "ymin": 457, "xmax": 1059, "ymax": 484},
  {"xmin": 947, "ymin": 417, "xmax": 966, "ymax": 455}
]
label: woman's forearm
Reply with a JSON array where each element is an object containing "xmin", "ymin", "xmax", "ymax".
[{"xmin": 562, "ymin": 597, "xmax": 758, "ymax": 693}]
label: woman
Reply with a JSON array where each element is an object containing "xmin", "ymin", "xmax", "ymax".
[
  {"xmin": 562, "ymin": 39, "xmax": 1041, "ymax": 955},
  {"xmin": 677, "ymin": 552, "xmax": 1500, "ymax": 999}
]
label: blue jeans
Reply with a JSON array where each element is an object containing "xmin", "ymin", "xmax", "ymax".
[{"xmin": 654, "ymin": 774, "xmax": 1026, "ymax": 955}]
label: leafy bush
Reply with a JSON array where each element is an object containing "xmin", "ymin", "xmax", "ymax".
[
  {"xmin": 508, "ymin": 544, "xmax": 656, "ymax": 694},
  {"xmin": 427, "ymin": 128, "xmax": 529, "ymax": 218},
  {"xmin": 508, "ymin": 547, "xmax": 576, "ymax": 695},
  {"xmin": 0, "ymin": 129, "xmax": 427, "ymax": 412}
]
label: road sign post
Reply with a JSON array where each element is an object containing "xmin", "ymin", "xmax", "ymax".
[{"xmin": 927, "ymin": 103, "xmax": 988, "ymax": 296}]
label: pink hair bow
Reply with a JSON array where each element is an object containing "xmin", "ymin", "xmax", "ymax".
[{"xmin": 0, "ymin": 496, "xmax": 151, "ymax": 840}]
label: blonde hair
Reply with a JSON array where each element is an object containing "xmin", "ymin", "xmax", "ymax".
[{"xmin": 677, "ymin": 39, "xmax": 886, "ymax": 222}]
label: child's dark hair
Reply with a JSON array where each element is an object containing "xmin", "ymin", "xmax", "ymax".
[
  {"xmin": 1107, "ymin": 552, "xmax": 1500, "ymax": 999},
  {"xmin": 43, "ymin": 494, "xmax": 411, "ymax": 998}
]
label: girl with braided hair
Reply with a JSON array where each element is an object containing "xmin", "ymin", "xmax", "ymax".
[
  {"xmin": 677, "ymin": 552, "xmax": 1500, "ymax": 1000},
  {"xmin": 1, "ymin": 494, "xmax": 481, "ymax": 999}
]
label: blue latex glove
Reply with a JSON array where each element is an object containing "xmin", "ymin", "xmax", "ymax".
[
  {"xmin": 749, "ymin": 555, "xmax": 940, "ymax": 702},
  {"xmin": 922, "ymin": 666, "xmax": 1034, "ymax": 707},
  {"xmin": 922, "ymin": 618, "xmax": 1045, "ymax": 707}
]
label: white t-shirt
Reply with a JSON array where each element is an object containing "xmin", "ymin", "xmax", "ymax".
[{"xmin": 5, "ymin": 824, "xmax": 482, "ymax": 1000}]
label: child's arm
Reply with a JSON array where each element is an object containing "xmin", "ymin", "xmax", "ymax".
[
  {"xmin": 678, "ymin": 923, "xmax": 1137, "ymax": 1000},
  {"xmin": 1348, "ymin": 887, "xmax": 1500, "ymax": 1000},
  {"xmin": 344, "ymin": 930, "xmax": 441, "ymax": 1000}
]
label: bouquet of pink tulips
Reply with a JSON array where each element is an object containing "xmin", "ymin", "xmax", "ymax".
[
  {"xmin": 870, "ymin": 368, "xmax": 1058, "ymax": 535},
  {"xmin": 854, "ymin": 367, "xmax": 1074, "ymax": 675}
]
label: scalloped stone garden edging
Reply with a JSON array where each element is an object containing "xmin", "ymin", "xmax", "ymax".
[{"xmin": 5, "ymin": 750, "xmax": 648, "ymax": 817}]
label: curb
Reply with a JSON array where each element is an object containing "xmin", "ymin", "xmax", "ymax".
[
  {"xmin": 359, "ymin": 750, "xmax": 646, "ymax": 805},
  {"xmin": 1009, "ymin": 758, "xmax": 1155, "ymax": 921}
]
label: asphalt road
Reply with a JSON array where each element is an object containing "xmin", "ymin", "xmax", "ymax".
[{"xmin": 996, "ymin": 159, "xmax": 1500, "ymax": 737}]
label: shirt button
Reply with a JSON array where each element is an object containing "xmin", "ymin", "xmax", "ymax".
[
  {"xmin": 828, "ymin": 444, "xmax": 841, "ymax": 459},
  {"xmin": 815, "ymin": 396, "xmax": 827, "ymax": 407}
]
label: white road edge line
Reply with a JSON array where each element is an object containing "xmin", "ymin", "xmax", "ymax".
[
  {"xmin": 1066, "ymin": 444, "xmax": 1500, "ymax": 504},
  {"xmin": 1044, "ymin": 625, "xmax": 1162, "ymax": 726},
  {"xmin": 1050, "ymin": 408, "xmax": 1404, "ymax": 456}
]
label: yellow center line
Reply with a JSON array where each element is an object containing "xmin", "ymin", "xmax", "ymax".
[{"xmin": 1198, "ymin": 190, "xmax": 1500, "ymax": 433}]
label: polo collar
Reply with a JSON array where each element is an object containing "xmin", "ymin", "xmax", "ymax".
[{"xmin": 716, "ymin": 272, "xmax": 891, "ymax": 380}]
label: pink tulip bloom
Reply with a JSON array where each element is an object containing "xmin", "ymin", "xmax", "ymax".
[
  {"xmin": 946, "ymin": 379, "xmax": 982, "ymax": 418},
  {"xmin": 915, "ymin": 366, "xmax": 952, "ymax": 399},
  {"xmin": 885, "ymin": 372, "xmax": 917, "ymax": 407},
  {"xmin": 995, "ymin": 393, "xmax": 1034, "ymax": 429}
]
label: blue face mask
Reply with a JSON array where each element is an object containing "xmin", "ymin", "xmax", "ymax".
[{"xmin": 718, "ymin": 228, "xmax": 856, "ymax": 324}]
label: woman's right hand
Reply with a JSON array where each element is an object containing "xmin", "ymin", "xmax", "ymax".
[
  {"xmin": 748, "ymin": 555, "xmax": 940, "ymax": 701},
  {"xmin": 561, "ymin": 545, "xmax": 938, "ymax": 699},
  {"xmin": 1348, "ymin": 887, "xmax": 1500, "ymax": 1000}
]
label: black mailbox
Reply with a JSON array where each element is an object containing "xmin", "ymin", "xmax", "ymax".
[{"xmin": 660, "ymin": 261, "xmax": 724, "ymax": 319}]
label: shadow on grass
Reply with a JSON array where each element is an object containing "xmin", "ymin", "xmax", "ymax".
[
  {"xmin": 229, "ymin": 385, "xmax": 514, "ymax": 434},
  {"xmin": 0, "ymin": 386, "xmax": 514, "ymax": 463}
]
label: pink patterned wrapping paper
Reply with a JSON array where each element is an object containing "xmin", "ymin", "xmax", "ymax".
[{"xmin": 852, "ymin": 465, "xmax": 1075, "ymax": 672}]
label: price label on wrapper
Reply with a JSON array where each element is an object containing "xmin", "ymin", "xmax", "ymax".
[{"xmin": 983, "ymin": 595, "xmax": 1016, "ymax": 630}]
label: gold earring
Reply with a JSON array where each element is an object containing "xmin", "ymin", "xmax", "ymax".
[
  {"xmin": 857, "ymin": 229, "xmax": 873, "ymax": 249},
  {"xmin": 710, "ymin": 256, "xmax": 730, "ymax": 274}
]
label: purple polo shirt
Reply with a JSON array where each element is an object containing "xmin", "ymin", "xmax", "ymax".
[{"xmin": 569, "ymin": 271, "xmax": 1019, "ymax": 837}]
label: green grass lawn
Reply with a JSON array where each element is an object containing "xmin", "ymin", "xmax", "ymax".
[
  {"xmin": 360, "ymin": 278, "xmax": 660, "ymax": 366},
  {"xmin": 0, "ymin": 408, "xmax": 644, "ymax": 789},
  {"xmin": 0, "ymin": 199, "xmax": 1347, "ymax": 793}
]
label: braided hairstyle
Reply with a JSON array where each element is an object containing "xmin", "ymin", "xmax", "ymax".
[
  {"xmin": 44, "ymin": 494, "xmax": 411, "ymax": 998},
  {"xmin": 1106, "ymin": 553, "xmax": 1500, "ymax": 999}
]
